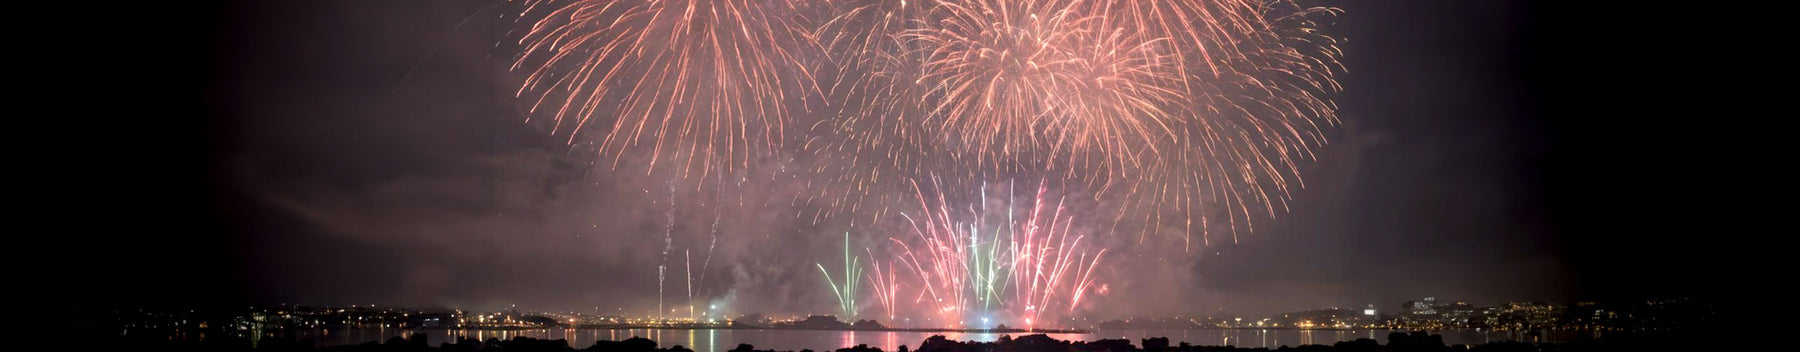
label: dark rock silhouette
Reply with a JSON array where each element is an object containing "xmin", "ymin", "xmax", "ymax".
[
  {"xmin": 1142, "ymin": 337, "xmax": 1170, "ymax": 351},
  {"xmin": 1011, "ymin": 334, "xmax": 1072, "ymax": 351},
  {"xmin": 1386, "ymin": 331, "xmax": 1445, "ymax": 352},
  {"xmin": 1077, "ymin": 338, "xmax": 1135, "ymax": 352},
  {"xmin": 834, "ymin": 343, "xmax": 881, "ymax": 352},
  {"xmin": 728, "ymin": 343, "xmax": 776, "ymax": 352},
  {"xmin": 850, "ymin": 320, "xmax": 887, "ymax": 329}
]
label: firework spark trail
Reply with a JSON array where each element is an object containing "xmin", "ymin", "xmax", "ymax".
[
  {"xmin": 1067, "ymin": 249, "xmax": 1105, "ymax": 313},
  {"xmin": 656, "ymin": 264, "xmax": 665, "ymax": 319},
  {"xmin": 880, "ymin": 177, "xmax": 1104, "ymax": 327},
  {"xmin": 657, "ymin": 182, "xmax": 676, "ymax": 319},
  {"xmin": 685, "ymin": 250, "xmax": 695, "ymax": 319},
  {"xmin": 865, "ymin": 249, "xmax": 899, "ymax": 323},
  {"xmin": 514, "ymin": 0, "xmax": 824, "ymax": 177},
  {"xmin": 817, "ymin": 232, "xmax": 862, "ymax": 320},
  {"xmin": 694, "ymin": 211, "xmax": 719, "ymax": 299}
]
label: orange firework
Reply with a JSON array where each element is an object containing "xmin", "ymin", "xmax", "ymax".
[{"xmin": 513, "ymin": 0, "xmax": 823, "ymax": 177}]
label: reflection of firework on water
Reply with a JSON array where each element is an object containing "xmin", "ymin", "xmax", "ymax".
[
  {"xmin": 513, "ymin": 0, "xmax": 822, "ymax": 176},
  {"xmin": 878, "ymin": 177, "xmax": 1104, "ymax": 328},
  {"xmin": 806, "ymin": 0, "xmax": 1343, "ymax": 248}
]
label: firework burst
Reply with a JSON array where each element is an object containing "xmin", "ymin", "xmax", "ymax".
[
  {"xmin": 805, "ymin": 0, "xmax": 1343, "ymax": 248},
  {"xmin": 513, "ymin": 0, "xmax": 824, "ymax": 177},
  {"xmin": 801, "ymin": 0, "xmax": 943, "ymax": 224},
  {"xmin": 880, "ymin": 177, "xmax": 1104, "ymax": 328},
  {"xmin": 909, "ymin": 0, "xmax": 1186, "ymax": 172},
  {"xmin": 1102, "ymin": 1, "xmax": 1344, "ymax": 248}
]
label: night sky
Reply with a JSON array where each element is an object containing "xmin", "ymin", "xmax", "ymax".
[{"xmin": 47, "ymin": 1, "xmax": 1746, "ymax": 319}]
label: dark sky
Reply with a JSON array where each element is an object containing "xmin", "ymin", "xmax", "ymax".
[{"xmin": 47, "ymin": 1, "xmax": 1747, "ymax": 319}]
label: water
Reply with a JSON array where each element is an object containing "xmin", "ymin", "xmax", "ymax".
[{"xmin": 262, "ymin": 327, "xmax": 1594, "ymax": 351}]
